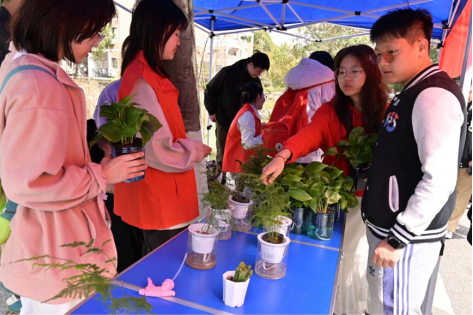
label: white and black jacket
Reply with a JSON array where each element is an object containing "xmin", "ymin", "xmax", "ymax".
[{"xmin": 361, "ymin": 65, "xmax": 466, "ymax": 244}]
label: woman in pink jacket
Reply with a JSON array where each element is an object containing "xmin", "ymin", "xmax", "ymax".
[{"xmin": 0, "ymin": 0, "xmax": 147, "ymax": 313}]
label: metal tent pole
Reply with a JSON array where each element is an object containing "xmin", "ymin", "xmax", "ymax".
[{"xmin": 206, "ymin": 17, "xmax": 215, "ymax": 150}]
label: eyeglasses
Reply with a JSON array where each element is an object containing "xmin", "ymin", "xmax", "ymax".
[
  {"xmin": 372, "ymin": 41, "xmax": 418, "ymax": 64},
  {"xmin": 335, "ymin": 68, "xmax": 364, "ymax": 79}
]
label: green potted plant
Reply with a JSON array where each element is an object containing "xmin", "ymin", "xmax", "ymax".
[
  {"xmin": 277, "ymin": 163, "xmax": 312, "ymax": 234},
  {"xmin": 223, "ymin": 262, "xmax": 253, "ymax": 307},
  {"xmin": 202, "ymin": 179, "xmax": 233, "ymax": 241},
  {"xmin": 185, "ymin": 222, "xmax": 219, "ymax": 270},
  {"xmin": 89, "ymin": 94, "xmax": 162, "ymax": 183},
  {"xmin": 301, "ymin": 162, "xmax": 358, "ymax": 241},
  {"xmin": 324, "ymin": 127, "xmax": 377, "ymax": 191},
  {"xmin": 251, "ymin": 182, "xmax": 291, "ymax": 280}
]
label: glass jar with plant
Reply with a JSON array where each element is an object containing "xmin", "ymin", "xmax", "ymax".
[
  {"xmin": 202, "ymin": 179, "xmax": 233, "ymax": 241},
  {"xmin": 323, "ymin": 127, "xmax": 377, "ymax": 191},
  {"xmin": 251, "ymin": 182, "xmax": 291, "ymax": 280},
  {"xmin": 222, "ymin": 262, "xmax": 253, "ymax": 307},
  {"xmin": 299, "ymin": 162, "xmax": 358, "ymax": 241},
  {"xmin": 89, "ymin": 94, "xmax": 162, "ymax": 183}
]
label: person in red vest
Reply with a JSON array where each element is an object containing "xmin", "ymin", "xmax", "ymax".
[
  {"xmin": 262, "ymin": 45, "xmax": 388, "ymax": 315},
  {"xmin": 114, "ymin": 0, "xmax": 212, "ymax": 256},
  {"xmin": 223, "ymin": 82, "xmax": 265, "ymax": 173}
]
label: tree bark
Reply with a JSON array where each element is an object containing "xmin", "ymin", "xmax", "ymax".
[{"xmin": 165, "ymin": 0, "xmax": 201, "ymax": 132}]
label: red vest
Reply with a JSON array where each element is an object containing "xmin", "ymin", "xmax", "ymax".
[
  {"xmin": 114, "ymin": 51, "xmax": 198, "ymax": 230},
  {"xmin": 222, "ymin": 104, "xmax": 262, "ymax": 173}
]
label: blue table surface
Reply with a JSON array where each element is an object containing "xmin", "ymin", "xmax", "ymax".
[
  {"xmin": 71, "ymin": 285, "xmax": 210, "ymax": 314},
  {"xmin": 117, "ymin": 231, "xmax": 340, "ymax": 314}
]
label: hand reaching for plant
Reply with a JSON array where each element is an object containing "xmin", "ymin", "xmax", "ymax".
[
  {"xmin": 101, "ymin": 152, "xmax": 147, "ymax": 184},
  {"xmin": 261, "ymin": 149, "xmax": 292, "ymax": 185}
]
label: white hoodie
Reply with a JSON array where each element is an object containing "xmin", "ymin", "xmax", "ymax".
[{"xmin": 284, "ymin": 58, "xmax": 335, "ymax": 163}]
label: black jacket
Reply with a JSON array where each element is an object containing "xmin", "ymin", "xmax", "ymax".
[
  {"xmin": 362, "ymin": 66, "xmax": 466, "ymax": 244},
  {"xmin": 204, "ymin": 58, "xmax": 262, "ymax": 130},
  {"xmin": 460, "ymin": 101, "xmax": 472, "ymax": 168},
  {"xmin": 0, "ymin": 6, "xmax": 10, "ymax": 65}
]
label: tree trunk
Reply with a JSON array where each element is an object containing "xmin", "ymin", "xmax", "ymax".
[{"xmin": 165, "ymin": 0, "xmax": 201, "ymax": 132}]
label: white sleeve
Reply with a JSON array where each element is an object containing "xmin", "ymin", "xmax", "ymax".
[
  {"xmin": 394, "ymin": 88, "xmax": 464, "ymax": 238},
  {"xmin": 237, "ymin": 112, "xmax": 263, "ymax": 150}
]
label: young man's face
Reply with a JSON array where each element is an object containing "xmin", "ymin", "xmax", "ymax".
[
  {"xmin": 375, "ymin": 37, "xmax": 427, "ymax": 87},
  {"xmin": 247, "ymin": 63, "xmax": 265, "ymax": 78}
]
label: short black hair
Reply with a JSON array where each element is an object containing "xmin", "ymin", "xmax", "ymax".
[
  {"xmin": 241, "ymin": 82, "xmax": 263, "ymax": 105},
  {"xmin": 309, "ymin": 51, "xmax": 334, "ymax": 70},
  {"xmin": 370, "ymin": 8, "xmax": 433, "ymax": 47},
  {"xmin": 121, "ymin": 0, "xmax": 188, "ymax": 78},
  {"xmin": 12, "ymin": 0, "xmax": 116, "ymax": 63},
  {"xmin": 249, "ymin": 52, "xmax": 270, "ymax": 71}
]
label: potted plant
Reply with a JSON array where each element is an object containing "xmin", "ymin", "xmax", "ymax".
[
  {"xmin": 228, "ymin": 172, "xmax": 256, "ymax": 232},
  {"xmin": 251, "ymin": 182, "xmax": 291, "ymax": 280},
  {"xmin": 185, "ymin": 222, "xmax": 219, "ymax": 270},
  {"xmin": 323, "ymin": 127, "xmax": 377, "ymax": 191},
  {"xmin": 301, "ymin": 162, "xmax": 358, "ymax": 241},
  {"xmin": 222, "ymin": 262, "xmax": 253, "ymax": 307},
  {"xmin": 277, "ymin": 163, "xmax": 313, "ymax": 234},
  {"xmin": 202, "ymin": 179, "xmax": 233, "ymax": 241},
  {"xmin": 89, "ymin": 94, "xmax": 162, "ymax": 183}
]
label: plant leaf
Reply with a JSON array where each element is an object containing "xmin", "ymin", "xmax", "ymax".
[
  {"xmin": 89, "ymin": 134, "xmax": 103, "ymax": 149},
  {"xmin": 324, "ymin": 146, "xmax": 338, "ymax": 156},
  {"xmin": 305, "ymin": 162, "xmax": 328, "ymax": 175},
  {"xmin": 288, "ymin": 189, "xmax": 312, "ymax": 201}
]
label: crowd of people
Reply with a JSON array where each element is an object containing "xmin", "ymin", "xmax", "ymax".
[{"xmin": 0, "ymin": 0, "xmax": 470, "ymax": 314}]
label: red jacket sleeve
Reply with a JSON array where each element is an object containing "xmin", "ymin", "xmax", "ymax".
[{"xmin": 284, "ymin": 102, "xmax": 334, "ymax": 163}]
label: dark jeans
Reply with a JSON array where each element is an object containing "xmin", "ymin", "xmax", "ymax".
[
  {"xmin": 106, "ymin": 194, "xmax": 144, "ymax": 273},
  {"xmin": 142, "ymin": 226, "xmax": 188, "ymax": 256},
  {"xmin": 216, "ymin": 123, "xmax": 228, "ymax": 180}
]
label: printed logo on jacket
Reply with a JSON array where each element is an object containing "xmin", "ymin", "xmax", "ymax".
[{"xmin": 383, "ymin": 112, "xmax": 400, "ymax": 132}]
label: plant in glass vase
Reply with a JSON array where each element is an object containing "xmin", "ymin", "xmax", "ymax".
[
  {"xmin": 251, "ymin": 181, "xmax": 291, "ymax": 280},
  {"xmin": 323, "ymin": 127, "xmax": 377, "ymax": 191},
  {"xmin": 301, "ymin": 162, "xmax": 358, "ymax": 240},
  {"xmin": 202, "ymin": 179, "xmax": 233, "ymax": 241},
  {"xmin": 89, "ymin": 94, "xmax": 162, "ymax": 183}
]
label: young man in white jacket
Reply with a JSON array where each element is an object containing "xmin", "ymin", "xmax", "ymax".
[{"xmin": 283, "ymin": 51, "xmax": 335, "ymax": 163}]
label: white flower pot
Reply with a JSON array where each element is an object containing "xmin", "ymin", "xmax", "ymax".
[
  {"xmin": 188, "ymin": 223, "xmax": 218, "ymax": 254},
  {"xmin": 222, "ymin": 271, "xmax": 250, "ymax": 307},
  {"xmin": 229, "ymin": 197, "xmax": 253, "ymax": 219},
  {"xmin": 257, "ymin": 233, "xmax": 290, "ymax": 264},
  {"xmin": 266, "ymin": 216, "xmax": 293, "ymax": 236}
]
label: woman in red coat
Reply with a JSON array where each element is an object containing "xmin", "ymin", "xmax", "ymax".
[{"xmin": 262, "ymin": 45, "xmax": 388, "ymax": 314}]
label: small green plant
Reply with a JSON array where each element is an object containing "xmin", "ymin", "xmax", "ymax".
[
  {"xmin": 229, "ymin": 262, "xmax": 253, "ymax": 282},
  {"xmin": 323, "ymin": 127, "xmax": 377, "ymax": 168},
  {"xmin": 11, "ymin": 240, "xmax": 153, "ymax": 314},
  {"xmin": 201, "ymin": 180, "xmax": 232, "ymax": 234},
  {"xmin": 251, "ymin": 181, "xmax": 290, "ymax": 243},
  {"xmin": 279, "ymin": 162, "xmax": 358, "ymax": 213},
  {"xmin": 89, "ymin": 94, "xmax": 162, "ymax": 148}
]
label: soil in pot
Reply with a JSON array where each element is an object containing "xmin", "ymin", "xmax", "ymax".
[
  {"xmin": 114, "ymin": 138, "xmax": 145, "ymax": 183},
  {"xmin": 262, "ymin": 233, "xmax": 285, "ymax": 244},
  {"xmin": 231, "ymin": 194, "xmax": 250, "ymax": 204}
]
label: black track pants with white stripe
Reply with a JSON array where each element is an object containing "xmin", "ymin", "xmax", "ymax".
[{"xmin": 366, "ymin": 228, "xmax": 441, "ymax": 315}]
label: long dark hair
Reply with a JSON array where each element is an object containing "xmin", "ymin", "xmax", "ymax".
[
  {"xmin": 333, "ymin": 45, "xmax": 387, "ymax": 135},
  {"xmin": 241, "ymin": 82, "xmax": 263, "ymax": 105},
  {"xmin": 121, "ymin": 0, "xmax": 188, "ymax": 77},
  {"xmin": 12, "ymin": 0, "xmax": 116, "ymax": 63}
]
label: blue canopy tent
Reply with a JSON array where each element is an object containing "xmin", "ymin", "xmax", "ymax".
[{"xmin": 114, "ymin": 0, "xmax": 471, "ymax": 143}]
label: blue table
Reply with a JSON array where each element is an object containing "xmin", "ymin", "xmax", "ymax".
[{"xmin": 69, "ymin": 213, "xmax": 345, "ymax": 314}]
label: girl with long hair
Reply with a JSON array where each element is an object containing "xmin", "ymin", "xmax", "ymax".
[
  {"xmin": 114, "ymin": 0, "xmax": 211, "ymax": 256},
  {"xmin": 262, "ymin": 44, "xmax": 388, "ymax": 314},
  {"xmin": 0, "ymin": 0, "xmax": 147, "ymax": 313}
]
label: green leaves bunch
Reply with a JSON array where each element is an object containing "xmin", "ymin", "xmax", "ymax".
[
  {"xmin": 278, "ymin": 162, "xmax": 357, "ymax": 213},
  {"xmin": 323, "ymin": 127, "xmax": 377, "ymax": 168},
  {"xmin": 12, "ymin": 240, "xmax": 153, "ymax": 314},
  {"xmin": 251, "ymin": 181, "xmax": 290, "ymax": 241},
  {"xmin": 232, "ymin": 262, "xmax": 253, "ymax": 282},
  {"xmin": 89, "ymin": 94, "xmax": 162, "ymax": 148}
]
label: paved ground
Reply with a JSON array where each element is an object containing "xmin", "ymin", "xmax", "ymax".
[{"xmin": 0, "ymin": 211, "xmax": 471, "ymax": 314}]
